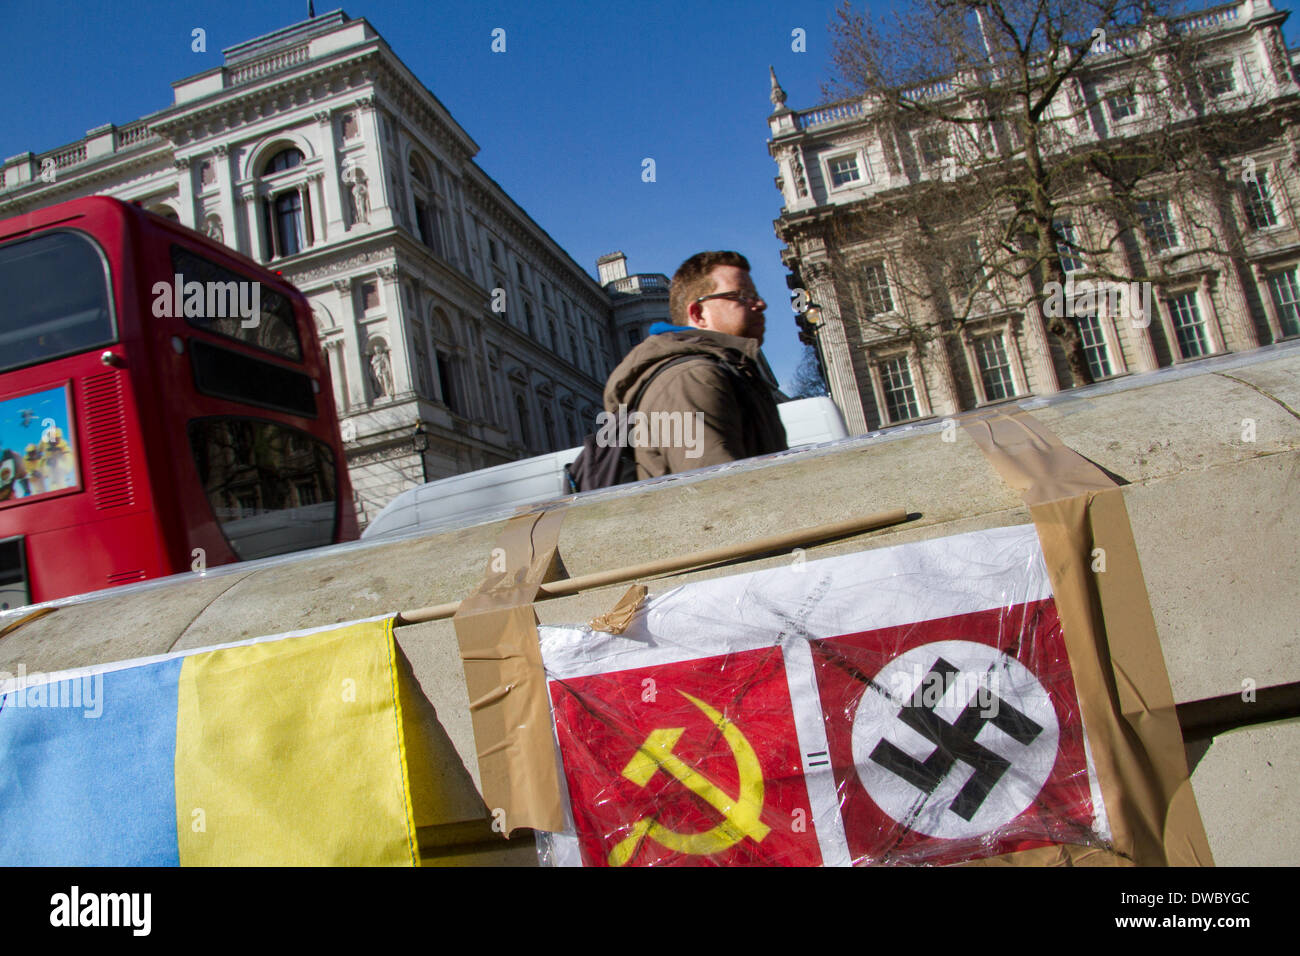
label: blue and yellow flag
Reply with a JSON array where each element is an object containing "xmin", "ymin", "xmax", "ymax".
[{"xmin": 0, "ymin": 618, "xmax": 423, "ymax": 866}]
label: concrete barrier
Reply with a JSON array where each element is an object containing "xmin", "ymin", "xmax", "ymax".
[{"xmin": 3, "ymin": 341, "xmax": 1296, "ymax": 865}]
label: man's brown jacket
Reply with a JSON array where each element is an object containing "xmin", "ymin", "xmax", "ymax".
[{"xmin": 603, "ymin": 325, "xmax": 788, "ymax": 479}]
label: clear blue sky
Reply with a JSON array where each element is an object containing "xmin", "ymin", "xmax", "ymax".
[{"xmin": 3, "ymin": 1, "xmax": 1295, "ymax": 392}]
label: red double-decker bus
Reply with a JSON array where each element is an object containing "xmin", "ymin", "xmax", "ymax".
[{"xmin": 0, "ymin": 196, "xmax": 357, "ymax": 608}]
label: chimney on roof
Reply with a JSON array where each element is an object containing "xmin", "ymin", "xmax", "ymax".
[{"xmin": 597, "ymin": 252, "xmax": 628, "ymax": 285}]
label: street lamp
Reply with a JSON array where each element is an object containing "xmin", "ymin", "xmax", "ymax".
[
  {"xmin": 795, "ymin": 302, "xmax": 830, "ymax": 395},
  {"xmin": 412, "ymin": 422, "xmax": 429, "ymax": 484}
]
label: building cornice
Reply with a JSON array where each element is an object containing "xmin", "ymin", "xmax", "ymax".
[{"xmin": 461, "ymin": 170, "xmax": 610, "ymax": 315}]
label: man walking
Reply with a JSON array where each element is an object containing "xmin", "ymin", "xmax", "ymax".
[{"xmin": 603, "ymin": 251, "xmax": 788, "ymax": 479}]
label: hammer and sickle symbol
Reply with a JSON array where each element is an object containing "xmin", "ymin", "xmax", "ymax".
[{"xmin": 608, "ymin": 691, "xmax": 770, "ymax": 866}]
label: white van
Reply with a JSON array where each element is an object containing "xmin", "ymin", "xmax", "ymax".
[{"xmin": 362, "ymin": 396, "xmax": 847, "ymax": 540}]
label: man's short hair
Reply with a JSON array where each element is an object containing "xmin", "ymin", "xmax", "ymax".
[{"xmin": 669, "ymin": 251, "xmax": 751, "ymax": 326}]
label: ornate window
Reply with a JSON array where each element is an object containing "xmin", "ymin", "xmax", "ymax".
[
  {"xmin": 855, "ymin": 261, "xmax": 895, "ymax": 318},
  {"xmin": 431, "ymin": 311, "xmax": 463, "ymax": 415},
  {"xmin": 1201, "ymin": 63, "xmax": 1236, "ymax": 98},
  {"xmin": 1055, "ymin": 218, "xmax": 1085, "ymax": 273},
  {"xmin": 878, "ymin": 355, "xmax": 919, "ymax": 422},
  {"xmin": 916, "ymin": 129, "xmax": 950, "ymax": 167},
  {"xmin": 542, "ymin": 406, "xmax": 557, "ymax": 450},
  {"xmin": 1136, "ymin": 199, "xmax": 1179, "ymax": 252},
  {"xmin": 828, "ymin": 154, "xmax": 862, "ymax": 188},
  {"xmin": 1076, "ymin": 313, "xmax": 1114, "ymax": 380},
  {"xmin": 514, "ymin": 392, "xmax": 532, "ymax": 447},
  {"xmin": 952, "ymin": 237, "xmax": 984, "ymax": 295},
  {"xmin": 408, "ymin": 154, "xmax": 446, "ymax": 258},
  {"xmin": 1106, "ymin": 86, "xmax": 1139, "ymax": 122},
  {"xmin": 1266, "ymin": 267, "xmax": 1300, "ymax": 337},
  {"xmin": 1243, "ymin": 168, "xmax": 1279, "ymax": 230},
  {"xmin": 974, "ymin": 335, "xmax": 1016, "ymax": 400},
  {"xmin": 259, "ymin": 147, "xmax": 310, "ymax": 260},
  {"xmin": 1165, "ymin": 291, "xmax": 1211, "ymax": 358}
]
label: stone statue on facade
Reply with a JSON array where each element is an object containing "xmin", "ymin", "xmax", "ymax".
[
  {"xmin": 351, "ymin": 179, "xmax": 370, "ymax": 225},
  {"xmin": 206, "ymin": 215, "xmax": 224, "ymax": 244},
  {"xmin": 368, "ymin": 342, "xmax": 393, "ymax": 398}
]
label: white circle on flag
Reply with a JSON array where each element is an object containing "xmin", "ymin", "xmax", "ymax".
[{"xmin": 851, "ymin": 640, "xmax": 1059, "ymax": 841}]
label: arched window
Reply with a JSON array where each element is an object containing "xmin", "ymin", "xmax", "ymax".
[
  {"xmin": 542, "ymin": 406, "xmax": 557, "ymax": 450},
  {"xmin": 431, "ymin": 309, "xmax": 464, "ymax": 416},
  {"xmin": 514, "ymin": 393, "xmax": 531, "ymax": 448},
  {"xmin": 408, "ymin": 153, "xmax": 446, "ymax": 258},
  {"xmin": 264, "ymin": 148, "xmax": 303, "ymax": 174},
  {"xmin": 259, "ymin": 147, "xmax": 310, "ymax": 261},
  {"xmin": 272, "ymin": 191, "xmax": 303, "ymax": 257}
]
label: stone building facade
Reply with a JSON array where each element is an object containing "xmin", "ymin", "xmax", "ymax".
[
  {"xmin": 0, "ymin": 12, "xmax": 668, "ymax": 524},
  {"xmin": 768, "ymin": 0, "xmax": 1300, "ymax": 435}
]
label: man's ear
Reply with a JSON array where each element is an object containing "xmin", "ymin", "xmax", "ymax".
[{"xmin": 685, "ymin": 300, "xmax": 708, "ymax": 329}]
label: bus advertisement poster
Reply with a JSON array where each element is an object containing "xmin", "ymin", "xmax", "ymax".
[{"xmin": 0, "ymin": 384, "xmax": 79, "ymax": 503}]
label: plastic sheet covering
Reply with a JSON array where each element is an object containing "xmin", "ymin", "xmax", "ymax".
[{"xmin": 535, "ymin": 524, "xmax": 1110, "ymax": 866}]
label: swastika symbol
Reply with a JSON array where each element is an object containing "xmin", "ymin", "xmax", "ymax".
[
  {"xmin": 868, "ymin": 656, "xmax": 1043, "ymax": 821},
  {"xmin": 851, "ymin": 640, "xmax": 1060, "ymax": 840}
]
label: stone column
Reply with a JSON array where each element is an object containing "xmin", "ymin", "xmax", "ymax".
[
  {"xmin": 306, "ymin": 173, "xmax": 326, "ymax": 247},
  {"xmin": 333, "ymin": 277, "xmax": 368, "ymax": 407},
  {"xmin": 296, "ymin": 181, "xmax": 314, "ymax": 248},
  {"xmin": 866, "ymin": 360, "xmax": 886, "ymax": 430},
  {"xmin": 1217, "ymin": 257, "xmax": 1262, "ymax": 350},
  {"xmin": 1004, "ymin": 322, "xmax": 1030, "ymax": 396},
  {"xmin": 1199, "ymin": 274, "xmax": 1228, "ymax": 354},
  {"xmin": 173, "ymin": 157, "xmax": 196, "ymax": 228},
  {"xmin": 908, "ymin": 347, "xmax": 932, "ymax": 417},
  {"xmin": 1019, "ymin": 275, "xmax": 1061, "ymax": 394},
  {"xmin": 240, "ymin": 184, "xmax": 267, "ymax": 262},
  {"xmin": 354, "ymin": 95, "xmax": 394, "ymax": 228},
  {"xmin": 928, "ymin": 333, "xmax": 961, "ymax": 416},
  {"xmin": 314, "ymin": 110, "xmax": 345, "ymax": 235},
  {"xmin": 1252, "ymin": 263, "xmax": 1286, "ymax": 341},
  {"xmin": 1098, "ymin": 305, "xmax": 1128, "ymax": 375},
  {"xmin": 377, "ymin": 264, "xmax": 412, "ymax": 396},
  {"xmin": 212, "ymin": 144, "xmax": 238, "ymax": 254},
  {"xmin": 326, "ymin": 339, "xmax": 348, "ymax": 413},
  {"xmin": 959, "ymin": 328, "xmax": 988, "ymax": 405},
  {"xmin": 807, "ymin": 262, "xmax": 870, "ymax": 434}
]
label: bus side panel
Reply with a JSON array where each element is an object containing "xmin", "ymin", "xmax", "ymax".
[{"xmin": 24, "ymin": 511, "xmax": 169, "ymax": 602}]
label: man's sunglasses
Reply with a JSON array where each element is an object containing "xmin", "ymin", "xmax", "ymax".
[{"xmin": 694, "ymin": 290, "xmax": 765, "ymax": 308}]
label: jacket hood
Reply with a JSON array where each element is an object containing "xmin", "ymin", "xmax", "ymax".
[{"xmin": 603, "ymin": 326, "xmax": 776, "ymax": 413}]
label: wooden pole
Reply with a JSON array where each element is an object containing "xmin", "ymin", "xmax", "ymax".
[{"xmin": 394, "ymin": 507, "xmax": 909, "ymax": 626}]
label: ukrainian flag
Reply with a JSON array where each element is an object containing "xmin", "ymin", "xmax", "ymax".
[{"xmin": 0, "ymin": 618, "xmax": 427, "ymax": 866}]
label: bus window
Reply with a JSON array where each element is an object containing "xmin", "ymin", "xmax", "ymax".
[
  {"xmin": 0, "ymin": 536, "xmax": 29, "ymax": 610},
  {"xmin": 169, "ymin": 244, "xmax": 301, "ymax": 360},
  {"xmin": 187, "ymin": 418, "xmax": 338, "ymax": 560},
  {"xmin": 0, "ymin": 232, "xmax": 115, "ymax": 373},
  {"xmin": 190, "ymin": 340, "xmax": 317, "ymax": 418}
]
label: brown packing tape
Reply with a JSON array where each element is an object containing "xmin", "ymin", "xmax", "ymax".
[
  {"xmin": 587, "ymin": 584, "xmax": 648, "ymax": 634},
  {"xmin": 963, "ymin": 410, "xmax": 1115, "ymax": 505},
  {"xmin": 964, "ymin": 412, "xmax": 1213, "ymax": 867},
  {"xmin": 452, "ymin": 509, "xmax": 568, "ymax": 834}
]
